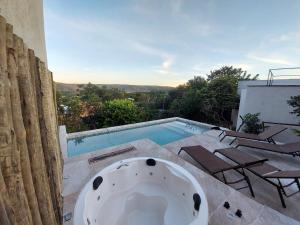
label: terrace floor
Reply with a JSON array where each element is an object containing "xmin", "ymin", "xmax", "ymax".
[{"xmin": 63, "ymin": 129, "xmax": 300, "ymax": 225}]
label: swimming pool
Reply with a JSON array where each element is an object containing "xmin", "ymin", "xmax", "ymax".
[{"xmin": 67, "ymin": 121, "xmax": 210, "ymax": 157}]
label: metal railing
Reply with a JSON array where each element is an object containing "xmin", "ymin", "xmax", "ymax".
[{"xmin": 266, "ymin": 67, "xmax": 300, "ymax": 86}]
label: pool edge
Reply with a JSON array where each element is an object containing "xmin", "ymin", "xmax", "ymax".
[{"xmin": 61, "ymin": 117, "xmax": 222, "ymax": 160}]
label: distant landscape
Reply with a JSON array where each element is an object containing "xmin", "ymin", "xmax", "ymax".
[
  {"xmin": 55, "ymin": 82, "xmax": 174, "ymax": 94},
  {"xmin": 56, "ymin": 66, "xmax": 260, "ymax": 133}
]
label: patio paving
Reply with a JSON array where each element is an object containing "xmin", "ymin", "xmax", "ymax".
[
  {"xmin": 164, "ymin": 130, "xmax": 300, "ymax": 221},
  {"xmin": 63, "ymin": 130, "xmax": 300, "ymax": 225}
]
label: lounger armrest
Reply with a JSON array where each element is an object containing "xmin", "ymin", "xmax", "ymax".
[
  {"xmin": 214, "ymin": 148, "xmax": 269, "ymax": 169},
  {"xmin": 217, "ymin": 164, "xmax": 246, "ymax": 173},
  {"xmin": 264, "ymin": 170, "xmax": 300, "ymax": 179},
  {"xmin": 213, "ymin": 148, "xmax": 234, "ymax": 154},
  {"xmin": 216, "ymin": 159, "xmax": 269, "ymax": 173},
  {"xmin": 242, "ymin": 159, "xmax": 269, "ymax": 168}
]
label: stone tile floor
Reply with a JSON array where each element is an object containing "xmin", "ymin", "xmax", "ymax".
[
  {"xmin": 63, "ymin": 130, "xmax": 300, "ymax": 225},
  {"xmin": 164, "ymin": 130, "xmax": 300, "ymax": 221}
]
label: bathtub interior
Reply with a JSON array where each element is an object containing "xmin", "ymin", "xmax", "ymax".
[{"xmin": 74, "ymin": 158, "xmax": 208, "ymax": 225}]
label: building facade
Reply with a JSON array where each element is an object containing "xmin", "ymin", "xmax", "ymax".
[
  {"xmin": 0, "ymin": 0, "xmax": 47, "ymax": 62},
  {"xmin": 237, "ymin": 80, "xmax": 300, "ymax": 142}
]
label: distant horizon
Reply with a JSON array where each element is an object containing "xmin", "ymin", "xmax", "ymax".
[
  {"xmin": 45, "ymin": 0, "xmax": 300, "ymax": 86},
  {"xmin": 55, "ymin": 81, "xmax": 175, "ymax": 87}
]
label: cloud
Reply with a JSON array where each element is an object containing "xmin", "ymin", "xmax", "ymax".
[
  {"xmin": 162, "ymin": 56, "xmax": 174, "ymax": 70},
  {"xmin": 231, "ymin": 63, "xmax": 252, "ymax": 71},
  {"xmin": 131, "ymin": 0, "xmax": 214, "ymax": 37},
  {"xmin": 132, "ymin": 0, "xmax": 183, "ymax": 15},
  {"xmin": 131, "ymin": 42, "xmax": 167, "ymax": 56},
  {"xmin": 45, "ymin": 1, "xmax": 300, "ymax": 85},
  {"xmin": 131, "ymin": 41, "xmax": 175, "ymax": 73},
  {"xmin": 46, "ymin": 9, "xmax": 180, "ymax": 78},
  {"xmin": 247, "ymin": 53, "xmax": 294, "ymax": 66},
  {"xmin": 169, "ymin": 0, "xmax": 183, "ymax": 14},
  {"xmin": 45, "ymin": 9, "xmax": 121, "ymax": 39},
  {"xmin": 269, "ymin": 32, "xmax": 300, "ymax": 43},
  {"xmin": 157, "ymin": 55, "xmax": 175, "ymax": 74},
  {"xmin": 192, "ymin": 62, "xmax": 252, "ymax": 75}
]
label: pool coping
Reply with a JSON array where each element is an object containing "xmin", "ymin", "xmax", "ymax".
[
  {"xmin": 67, "ymin": 117, "xmax": 216, "ymax": 139},
  {"xmin": 59, "ymin": 117, "xmax": 223, "ymax": 160}
]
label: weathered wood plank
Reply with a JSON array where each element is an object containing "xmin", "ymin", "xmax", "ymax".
[
  {"xmin": 0, "ymin": 15, "xmax": 32, "ymax": 225},
  {"xmin": 7, "ymin": 24, "xmax": 43, "ymax": 225},
  {"xmin": 0, "ymin": 14, "xmax": 62, "ymax": 225},
  {"xmin": 0, "ymin": 161, "xmax": 16, "ymax": 225},
  {"xmin": 0, "ymin": 194, "xmax": 11, "ymax": 225},
  {"xmin": 0, "ymin": 71, "xmax": 17, "ymax": 225},
  {"xmin": 0, "ymin": 15, "xmax": 7, "ymax": 69},
  {"xmin": 34, "ymin": 57, "xmax": 63, "ymax": 224},
  {"xmin": 15, "ymin": 35, "xmax": 58, "ymax": 225}
]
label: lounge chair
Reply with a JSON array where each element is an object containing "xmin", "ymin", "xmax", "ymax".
[
  {"xmin": 236, "ymin": 139, "xmax": 300, "ymax": 157},
  {"xmin": 178, "ymin": 145, "xmax": 268, "ymax": 197},
  {"xmin": 220, "ymin": 125, "xmax": 287, "ymax": 145},
  {"xmin": 214, "ymin": 148, "xmax": 300, "ymax": 208}
]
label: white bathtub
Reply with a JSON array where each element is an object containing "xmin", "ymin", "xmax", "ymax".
[{"xmin": 73, "ymin": 157, "xmax": 208, "ymax": 225}]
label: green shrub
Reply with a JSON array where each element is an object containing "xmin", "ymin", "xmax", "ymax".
[
  {"xmin": 102, "ymin": 99, "xmax": 143, "ymax": 127},
  {"xmin": 287, "ymin": 95, "xmax": 300, "ymax": 136},
  {"xmin": 242, "ymin": 113, "xmax": 262, "ymax": 134}
]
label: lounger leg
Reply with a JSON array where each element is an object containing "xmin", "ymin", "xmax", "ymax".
[
  {"xmin": 218, "ymin": 130, "xmax": 225, "ymax": 137},
  {"xmin": 269, "ymin": 138, "xmax": 276, "ymax": 144},
  {"xmin": 244, "ymin": 175, "xmax": 255, "ymax": 198},
  {"xmin": 229, "ymin": 138, "xmax": 237, "ymax": 145},
  {"xmin": 296, "ymin": 179, "xmax": 300, "ymax": 191},
  {"xmin": 278, "ymin": 179, "xmax": 287, "ymax": 196},
  {"xmin": 221, "ymin": 171, "xmax": 228, "ymax": 184},
  {"xmin": 240, "ymin": 168, "xmax": 255, "ymax": 198},
  {"xmin": 277, "ymin": 187, "xmax": 286, "ymax": 208},
  {"xmin": 178, "ymin": 149, "xmax": 182, "ymax": 155},
  {"xmin": 220, "ymin": 135, "xmax": 227, "ymax": 142}
]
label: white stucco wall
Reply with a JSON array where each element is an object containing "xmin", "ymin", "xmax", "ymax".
[
  {"xmin": 0, "ymin": 0, "xmax": 47, "ymax": 62},
  {"xmin": 237, "ymin": 85, "xmax": 300, "ymax": 142}
]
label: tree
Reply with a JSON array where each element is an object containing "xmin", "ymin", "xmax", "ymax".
[
  {"xmin": 57, "ymin": 94, "xmax": 87, "ymax": 132},
  {"xmin": 186, "ymin": 76, "xmax": 207, "ymax": 89},
  {"xmin": 207, "ymin": 66, "xmax": 259, "ymax": 82},
  {"xmin": 102, "ymin": 99, "xmax": 144, "ymax": 127},
  {"xmin": 78, "ymin": 84, "xmax": 103, "ymax": 129},
  {"xmin": 56, "ymin": 66, "xmax": 260, "ymax": 131},
  {"xmin": 78, "ymin": 83, "xmax": 101, "ymax": 101},
  {"xmin": 206, "ymin": 66, "xmax": 258, "ymax": 126},
  {"xmin": 166, "ymin": 66, "xmax": 259, "ymax": 127},
  {"xmin": 165, "ymin": 84, "xmax": 186, "ymax": 108},
  {"xmin": 207, "ymin": 76, "xmax": 240, "ymax": 125}
]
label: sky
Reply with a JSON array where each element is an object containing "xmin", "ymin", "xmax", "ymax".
[{"xmin": 44, "ymin": 0, "xmax": 300, "ymax": 86}]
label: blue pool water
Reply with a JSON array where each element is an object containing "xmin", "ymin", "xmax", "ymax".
[{"xmin": 67, "ymin": 121, "xmax": 209, "ymax": 157}]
